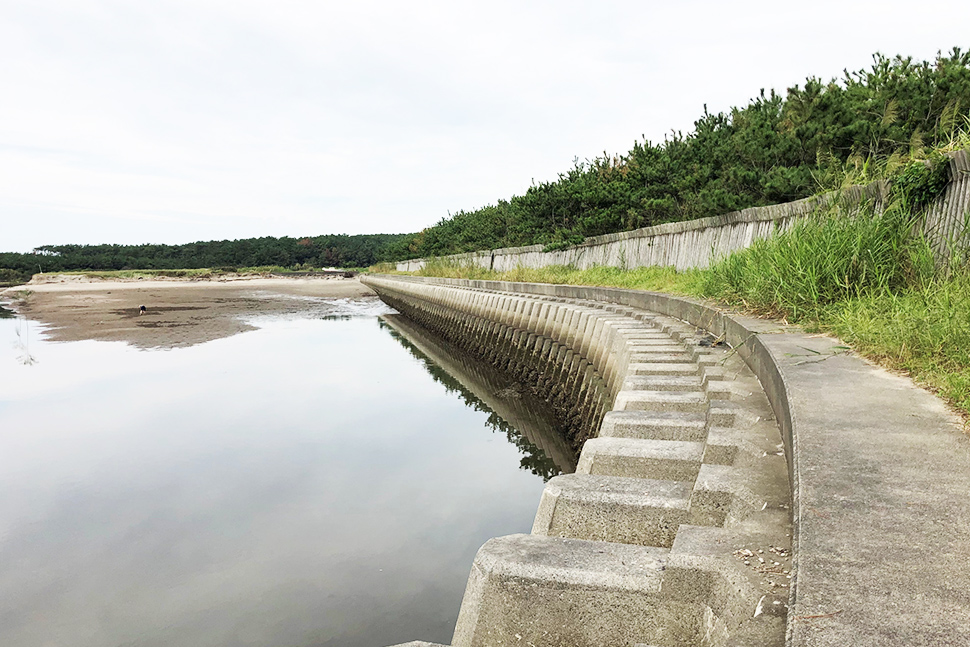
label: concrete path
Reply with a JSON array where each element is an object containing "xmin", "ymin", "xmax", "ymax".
[{"xmin": 760, "ymin": 328, "xmax": 970, "ymax": 646}]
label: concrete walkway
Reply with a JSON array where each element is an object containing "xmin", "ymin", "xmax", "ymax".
[{"xmin": 761, "ymin": 327, "xmax": 970, "ymax": 646}]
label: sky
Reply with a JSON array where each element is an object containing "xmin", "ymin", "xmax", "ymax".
[{"xmin": 1, "ymin": 0, "xmax": 969, "ymax": 253}]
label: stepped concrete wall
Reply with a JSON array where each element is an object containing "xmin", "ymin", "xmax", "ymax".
[
  {"xmin": 397, "ymin": 151, "xmax": 969, "ymax": 273},
  {"xmin": 366, "ymin": 274, "xmax": 793, "ymax": 646},
  {"xmin": 367, "ymin": 274, "xmax": 970, "ymax": 647}
]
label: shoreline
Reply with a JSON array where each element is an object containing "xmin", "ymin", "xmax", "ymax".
[{"xmin": 0, "ymin": 275, "xmax": 377, "ymax": 350}]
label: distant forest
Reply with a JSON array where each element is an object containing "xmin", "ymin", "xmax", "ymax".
[
  {"xmin": 0, "ymin": 233, "xmax": 407, "ymax": 280},
  {"xmin": 3, "ymin": 48, "xmax": 970, "ymax": 279}
]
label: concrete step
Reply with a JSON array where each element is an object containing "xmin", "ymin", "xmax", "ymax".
[
  {"xmin": 689, "ymin": 460, "xmax": 790, "ymax": 527},
  {"xmin": 704, "ymin": 380, "xmax": 760, "ymax": 401},
  {"xmin": 577, "ymin": 437, "xmax": 705, "ymax": 482},
  {"xmin": 708, "ymin": 400, "xmax": 740, "ymax": 426},
  {"xmin": 614, "ymin": 390, "xmax": 709, "ymax": 413},
  {"xmin": 599, "ymin": 410, "xmax": 707, "ymax": 442},
  {"xmin": 622, "ymin": 374, "xmax": 704, "ymax": 392},
  {"xmin": 623, "ymin": 336, "xmax": 686, "ymax": 345},
  {"xmin": 452, "ymin": 534, "xmax": 701, "ymax": 647},
  {"xmin": 625, "ymin": 343, "xmax": 688, "ymax": 355},
  {"xmin": 532, "ymin": 473, "xmax": 691, "ymax": 547},
  {"xmin": 628, "ymin": 362, "xmax": 700, "ymax": 376},
  {"xmin": 704, "ymin": 426, "xmax": 786, "ymax": 466},
  {"xmin": 628, "ymin": 352, "xmax": 696, "ymax": 364}
]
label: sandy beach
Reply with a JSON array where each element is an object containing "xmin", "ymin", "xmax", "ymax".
[{"xmin": 0, "ymin": 274, "xmax": 377, "ymax": 349}]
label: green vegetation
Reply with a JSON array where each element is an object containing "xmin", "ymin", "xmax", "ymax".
[
  {"xmin": 698, "ymin": 205, "xmax": 932, "ymax": 320},
  {"xmin": 0, "ymin": 268, "xmax": 30, "ymax": 288},
  {"xmin": 404, "ymin": 260, "xmax": 703, "ymax": 294},
  {"xmin": 384, "ymin": 49, "xmax": 970, "ymax": 260},
  {"xmin": 0, "ymin": 233, "xmax": 407, "ymax": 278}
]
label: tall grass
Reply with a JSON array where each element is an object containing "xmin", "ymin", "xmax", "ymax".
[
  {"xmin": 698, "ymin": 200, "xmax": 969, "ymax": 422},
  {"xmin": 698, "ymin": 200, "xmax": 936, "ymax": 320},
  {"xmin": 826, "ymin": 273, "xmax": 970, "ymax": 415}
]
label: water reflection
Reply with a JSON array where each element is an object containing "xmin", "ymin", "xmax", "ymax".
[
  {"xmin": 380, "ymin": 315, "xmax": 576, "ymax": 478},
  {"xmin": 0, "ymin": 313, "xmax": 552, "ymax": 647},
  {"xmin": 0, "ymin": 304, "xmax": 15, "ymax": 318}
]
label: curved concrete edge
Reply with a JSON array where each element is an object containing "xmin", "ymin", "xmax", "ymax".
[{"xmin": 367, "ymin": 274, "xmax": 970, "ymax": 646}]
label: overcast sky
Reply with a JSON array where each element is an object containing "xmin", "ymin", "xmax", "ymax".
[{"xmin": 2, "ymin": 1, "xmax": 968, "ymax": 252}]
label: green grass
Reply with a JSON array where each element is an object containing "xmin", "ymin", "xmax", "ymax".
[
  {"xmin": 825, "ymin": 275, "xmax": 970, "ymax": 417},
  {"xmin": 697, "ymin": 207, "xmax": 933, "ymax": 320},
  {"xmin": 376, "ymin": 203, "xmax": 970, "ymax": 426},
  {"xmin": 391, "ymin": 260, "xmax": 703, "ymax": 294}
]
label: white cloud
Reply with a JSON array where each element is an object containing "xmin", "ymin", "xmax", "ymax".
[{"xmin": 2, "ymin": 0, "xmax": 969, "ymax": 251}]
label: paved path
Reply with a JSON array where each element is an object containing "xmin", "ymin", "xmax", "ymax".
[{"xmin": 759, "ymin": 327, "xmax": 970, "ymax": 646}]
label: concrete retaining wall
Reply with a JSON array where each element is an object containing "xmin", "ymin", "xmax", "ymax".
[
  {"xmin": 368, "ymin": 274, "xmax": 970, "ymax": 647},
  {"xmin": 397, "ymin": 151, "xmax": 970, "ymax": 273}
]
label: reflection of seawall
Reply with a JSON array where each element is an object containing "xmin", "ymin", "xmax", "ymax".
[{"xmin": 381, "ymin": 313, "xmax": 575, "ymax": 475}]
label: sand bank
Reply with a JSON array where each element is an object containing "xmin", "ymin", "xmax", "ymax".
[{"xmin": 0, "ymin": 275, "xmax": 377, "ymax": 349}]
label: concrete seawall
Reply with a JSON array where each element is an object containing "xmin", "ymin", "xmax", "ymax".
[
  {"xmin": 366, "ymin": 274, "xmax": 792, "ymax": 646},
  {"xmin": 364, "ymin": 274, "xmax": 970, "ymax": 647}
]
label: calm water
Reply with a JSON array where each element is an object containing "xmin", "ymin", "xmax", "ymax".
[{"xmin": 0, "ymin": 301, "xmax": 565, "ymax": 647}]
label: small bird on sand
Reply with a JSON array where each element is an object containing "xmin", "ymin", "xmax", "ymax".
[{"xmin": 139, "ymin": 305, "xmax": 147, "ymax": 315}]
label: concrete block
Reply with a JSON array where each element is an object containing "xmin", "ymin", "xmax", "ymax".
[
  {"xmin": 533, "ymin": 473, "xmax": 691, "ymax": 547},
  {"xmin": 577, "ymin": 437, "xmax": 705, "ymax": 481},
  {"xmin": 614, "ymin": 390, "xmax": 709, "ymax": 413},
  {"xmin": 663, "ymin": 525, "xmax": 788, "ymax": 647},
  {"xmin": 599, "ymin": 410, "xmax": 707, "ymax": 442},
  {"xmin": 625, "ymin": 343, "xmax": 687, "ymax": 355},
  {"xmin": 703, "ymin": 426, "xmax": 782, "ymax": 467},
  {"xmin": 707, "ymin": 401, "xmax": 739, "ymax": 426},
  {"xmin": 452, "ymin": 534, "xmax": 701, "ymax": 647},
  {"xmin": 629, "ymin": 362, "xmax": 700, "ymax": 376},
  {"xmin": 628, "ymin": 352, "xmax": 696, "ymax": 364},
  {"xmin": 622, "ymin": 375, "xmax": 704, "ymax": 392},
  {"xmin": 621, "ymin": 334, "xmax": 679, "ymax": 343}
]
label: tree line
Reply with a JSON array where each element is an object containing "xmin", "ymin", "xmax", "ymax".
[{"xmin": 0, "ymin": 233, "xmax": 409, "ymax": 280}]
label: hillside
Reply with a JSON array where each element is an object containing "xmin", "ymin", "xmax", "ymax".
[{"xmin": 384, "ymin": 49, "xmax": 970, "ymax": 260}]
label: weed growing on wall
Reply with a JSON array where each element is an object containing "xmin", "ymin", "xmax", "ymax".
[{"xmin": 891, "ymin": 153, "xmax": 952, "ymax": 211}]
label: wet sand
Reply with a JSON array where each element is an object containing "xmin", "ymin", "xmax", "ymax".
[{"xmin": 0, "ymin": 275, "xmax": 377, "ymax": 349}]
